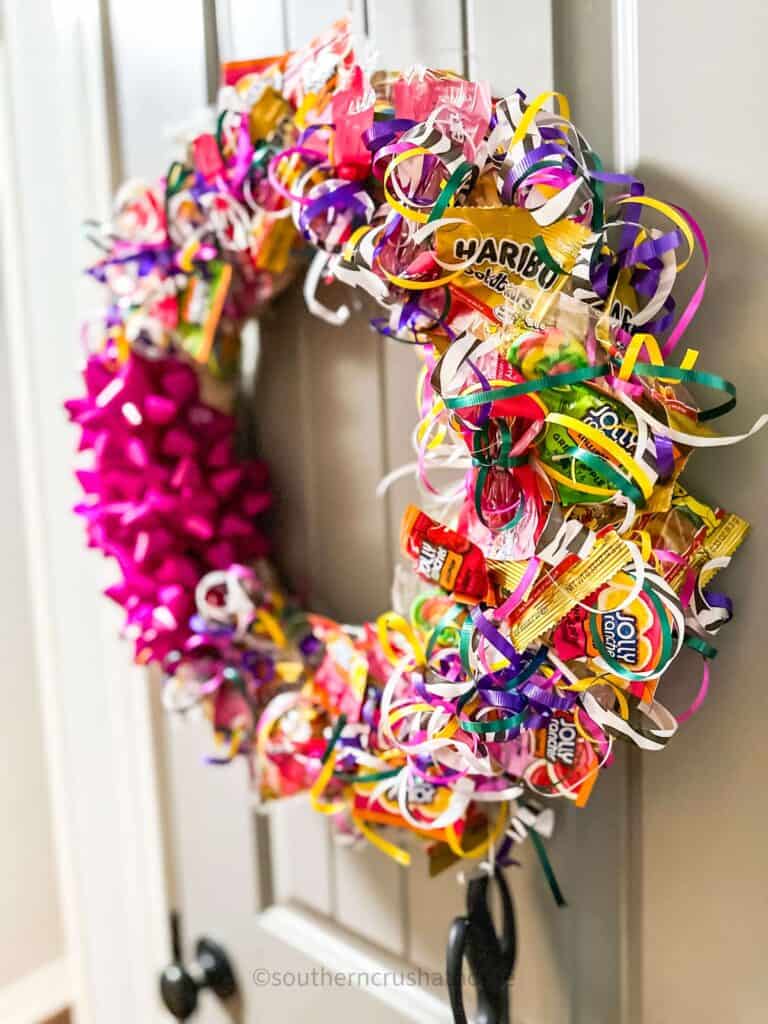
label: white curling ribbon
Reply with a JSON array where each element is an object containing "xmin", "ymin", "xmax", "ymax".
[
  {"xmin": 529, "ymin": 175, "xmax": 585, "ymax": 227},
  {"xmin": 581, "ymin": 690, "xmax": 677, "ymax": 751},
  {"xmin": 536, "ymin": 516, "xmax": 596, "ymax": 565},
  {"xmin": 430, "ymin": 744, "xmax": 495, "ymax": 777},
  {"xmin": 615, "ymin": 389, "xmax": 768, "ymax": 449},
  {"xmin": 304, "ymin": 250, "xmax": 350, "ymax": 326},
  {"xmin": 434, "ymin": 329, "xmax": 481, "ymax": 393},
  {"xmin": 341, "ymin": 749, "xmax": 394, "ymax": 773},
  {"xmin": 435, "ymin": 329, "xmax": 519, "ymax": 399},
  {"xmin": 545, "ymin": 650, "xmax": 581, "ymax": 685},
  {"xmin": 112, "ymin": 179, "xmax": 167, "ymax": 244},
  {"xmin": 377, "ymin": 656, "xmax": 428, "ymax": 747},
  {"xmin": 397, "ymin": 768, "xmax": 474, "ymax": 831},
  {"xmin": 688, "ymin": 607, "xmax": 728, "ymax": 633},
  {"xmin": 375, "ymin": 447, "xmax": 470, "ymax": 500},
  {"xmin": 506, "ymin": 805, "xmax": 555, "ymax": 842},
  {"xmin": 366, "ymin": 771, "xmax": 403, "ymax": 810},
  {"xmin": 199, "ymin": 191, "xmax": 252, "ymax": 252},
  {"xmin": 195, "ymin": 567, "xmax": 254, "ymax": 629},
  {"xmin": 422, "ymin": 677, "xmax": 476, "ymax": 701},
  {"xmin": 334, "ymin": 223, "xmax": 390, "ymax": 301},
  {"xmin": 333, "ymin": 257, "xmax": 389, "ymax": 302},
  {"xmin": 471, "ymin": 784, "xmax": 524, "ymax": 803},
  {"xmin": 688, "ymin": 555, "xmax": 733, "ymax": 632},
  {"xmin": 614, "ymin": 494, "xmax": 638, "ymax": 535},
  {"xmin": 162, "ymin": 674, "xmax": 203, "ymax": 714}
]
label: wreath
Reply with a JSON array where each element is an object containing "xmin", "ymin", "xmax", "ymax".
[{"xmin": 67, "ymin": 17, "xmax": 765, "ymax": 893}]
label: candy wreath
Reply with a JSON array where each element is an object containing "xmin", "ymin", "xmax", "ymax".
[{"xmin": 67, "ymin": 17, "xmax": 766, "ymax": 898}]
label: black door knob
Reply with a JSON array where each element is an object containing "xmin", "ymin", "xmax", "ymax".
[{"xmin": 160, "ymin": 912, "xmax": 237, "ymax": 1020}]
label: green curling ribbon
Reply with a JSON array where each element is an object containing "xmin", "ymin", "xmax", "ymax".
[
  {"xmin": 251, "ymin": 141, "xmax": 276, "ymax": 170},
  {"xmin": 470, "ymin": 421, "xmax": 527, "ymax": 470},
  {"xmin": 462, "ymin": 711, "xmax": 527, "ymax": 734},
  {"xmin": 684, "ymin": 634, "xmax": 718, "ymax": 659},
  {"xmin": 215, "ymin": 109, "xmax": 228, "ymax": 154},
  {"xmin": 429, "ymin": 160, "xmax": 478, "ymax": 223},
  {"xmin": 459, "ymin": 618, "xmax": 476, "ymax": 676},
  {"xmin": 471, "ymin": 422, "xmax": 529, "ymax": 532},
  {"xmin": 334, "ymin": 768, "xmax": 401, "ymax": 783},
  {"xmin": 445, "ymin": 359, "xmax": 738, "ymax": 425},
  {"xmin": 586, "ymin": 149, "xmax": 605, "ymax": 231},
  {"xmin": 529, "ymin": 829, "xmax": 567, "ymax": 907},
  {"xmin": 631, "ymin": 363, "xmax": 737, "ymax": 421},
  {"xmin": 425, "ymin": 602, "xmax": 466, "ymax": 660},
  {"xmin": 556, "ymin": 445, "xmax": 645, "ymax": 507},
  {"xmin": 445, "ymin": 365, "xmax": 610, "ymax": 411},
  {"xmin": 165, "ymin": 161, "xmax": 190, "ymax": 201},
  {"xmin": 533, "ymin": 234, "xmax": 566, "ymax": 276},
  {"xmin": 321, "ymin": 713, "xmax": 347, "ymax": 765}
]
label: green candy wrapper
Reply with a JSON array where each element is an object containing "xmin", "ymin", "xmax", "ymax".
[{"xmin": 537, "ymin": 384, "xmax": 639, "ymax": 506}]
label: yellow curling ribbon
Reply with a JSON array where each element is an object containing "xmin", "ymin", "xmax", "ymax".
[
  {"xmin": 431, "ymin": 717, "xmax": 460, "ymax": 742},
  {"xmin": 227, "ymin": 727, "xmax": 245, "ymax": 759},
  {"xmin": 508, "ymin": 91, "xmax": 572, "ymax": 152},
  {"xmin": 416, "ymin": 396, "xmax": 449, "ymax": 450},
  {"xmin": 275, "ymin": 660, "xmax": 303, "ymax": 684},
  {"xmin": 383, "ymin": 146, "xmax": 464, "ymax": 225},
  {"xmin": 388, "ymin": 703, "xmax": 438, "ymax": 728},
  {"xmin": 630, "ymin": 529, "xmax": 653, "ymax": 564},
  {"xmin": 539, "ymin": 462, "xmax": 621, "ymax": 499},
  {"xmin": 545, "ymin": 412, "xmax": 654, "ymax": 500},
  {"xmin": 110, "ymin": 327, "xmax": 131, "ymax": 364},
  {"xmin": 252, "ymin": 608, "xmax": 286, "ymax": 648},
  {"xmin": 618, "ymin": 332, "xmax": 700, "ymax": 384},
  {"xmin": 377, "ymin": 612, "xmax": 425, "ymax": 665},
  {"xmin": 342, "ymin": 222, "xmax": 375, "ymax": 261},
  {"xmin": 294, "ymin": 92, "xmax": 319, "ymax": 130},
  {"xmin": 380, "ymin": 262, "xmax": 469, "ymax": 292},
  {"xmin": 178, "ymin": 237, "xmax": 201, "ymax": 273},
  {"xmin": 445, "ymin": 801, "xmax": 508, "ymax": 860},
  {"xmin": 564, "ymin": 674, "xmax": 631, "ymax": 706},
  {"xmin": 310, "ymin": 749, "xmax": 346, "ymax": 814},
  {"xmin": 352, "ymin": 815, "xmax": 411, "ymax": 866},
  {"xmin": 680, "ymin": 348, "xmax": 699, "ymax": 371}
]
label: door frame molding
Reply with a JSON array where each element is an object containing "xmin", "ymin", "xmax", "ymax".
[{"xmin": 0, "ymin": 1, "xmax": 170, "ymax": 1020}]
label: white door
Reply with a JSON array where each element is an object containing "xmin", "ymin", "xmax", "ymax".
[
  {"xmin": 108, "ymin": 2, "xmax": 625, "ymax": 1022},
  {"xmin": 4, "ymin": 1, "xmax": 766, "ymax": 1022}
]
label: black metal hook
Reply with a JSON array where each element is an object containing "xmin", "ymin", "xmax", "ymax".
[{"xmin": 446, "ymin": 868, "xmax": 516, "ymax": 1024}]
